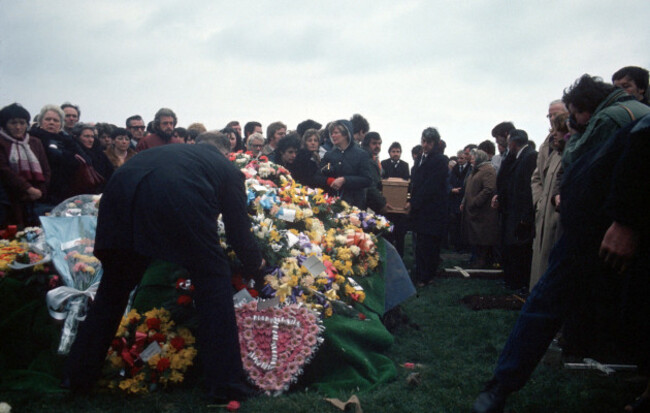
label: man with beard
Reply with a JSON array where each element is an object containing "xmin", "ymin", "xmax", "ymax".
[{"xmin": 136, "ymin": 108, "xmax": 178, "ymax": 152}]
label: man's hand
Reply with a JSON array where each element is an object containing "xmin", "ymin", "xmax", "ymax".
[
  {"xmin": 599, "ymin": 221, "xmax": 639, "ymax": 273},
  {"xmin": 491, "ymin": 195, "xmax": 499, "ymax": 209},
  {"xmin": 404, "ymin": 202, "xmax": 411, "ymax": 213},
  {"xmin": 451, "ymin": 187, "xmax": 461, "ymax": 194}
]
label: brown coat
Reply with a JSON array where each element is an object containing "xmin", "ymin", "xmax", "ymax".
[
  {"xmin": 529, "ymin": 149, "xmax": 563, "ymax": 290},
  {"xmin": 104, "ymin": 146, "xmax": 136, "ymax": 169},
  {"xmin": 461, "ymin": 162, "xmax": 499, "ymax": 246}
]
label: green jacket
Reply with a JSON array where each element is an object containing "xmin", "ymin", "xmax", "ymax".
[{"xmin": 563, "ymin": 90, "xmax": 650, "ymax": 167}]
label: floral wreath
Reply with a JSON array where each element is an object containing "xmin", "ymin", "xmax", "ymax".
[{"xmin": 102, "ymin": 308, "xmax": 197, "ymax": 394}]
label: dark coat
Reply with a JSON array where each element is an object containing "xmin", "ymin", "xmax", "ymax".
[
  {"xmin": 449, "ymin": 162, "xmax": 470, "ymax": 214},
  {"xmin": 366, "ymin": 156, "xmax": 386, "ymax": 213},
  {"xmin": 29, "ymin": 126, "xmax": 83, "ymax": 205},
  {"xmin": 95, "ymin": 144, "xmax": 263, "ymax": 274},
  {"xmin": 313, "ymin": 120, "xmax": 372, "ymax": 208},
  {"xmin": 0, "ymin": 133, "xmax": 51, "ymax": 227},
  {"xmin": 500, "ymin": 145, "xmax": 538, "ymax": 246},
  {"xmin": 288, "ymin": 149, "xmax": 319, "ymax": 188},
  {"xmin": 78, "ymin": 139, "xmax": 114, "ymax": 194},
  {"xmin": 461, "ymin": 162, "xmax": 499, "ymax": 246},
  {"xmin": 381, "ymin": 158, "xmax": 410, "ymax": 180},
  {"xmin": 409, "ymin": 151, "xmax": 450, "ymax": 237}
]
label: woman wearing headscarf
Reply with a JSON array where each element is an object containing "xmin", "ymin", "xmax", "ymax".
[
  {"xmin": 461, "ymin": 149, "xmax": 499, "ymax": 268},
  {"xmin": 0, "ymin": 103, "xmax": 51, "ymax": 228}
]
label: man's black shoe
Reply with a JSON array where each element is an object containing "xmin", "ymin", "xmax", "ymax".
[{"xmin": 471, "ymin": 379, "xmax": 509, "ymax": 413}]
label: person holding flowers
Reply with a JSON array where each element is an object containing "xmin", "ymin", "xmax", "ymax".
[
  {"xmin": 64, "ymin": 138, "xmax": 265, "ymax": 403},
  {"xmin": 314, "ymin": 120, "xmax": 372, "ymax": 208}
]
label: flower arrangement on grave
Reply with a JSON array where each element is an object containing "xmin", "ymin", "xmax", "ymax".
[
  {"xmin": 235, "ymin": 301, "xmax": 324, "ymax": 395},
  {"xmin": 219, "ymin": 152, "xmax": 389, "ymax": 318},
  {"xmin": 102, "ymin": 308, "xmax": 197, "ymax": 394}
]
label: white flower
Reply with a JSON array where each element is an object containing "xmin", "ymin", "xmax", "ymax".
[
  {"xmin": 349, "ymin": 245, "xmax": 361, "ymax": 256},
  {"xmin": 0, "ymin": 402, "xmax": 12, "ymax": 413}
]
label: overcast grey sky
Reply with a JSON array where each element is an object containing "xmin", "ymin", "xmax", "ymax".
[{"xmin": 1, "ymin": 0, "xmax": 649, "ymax": 157}]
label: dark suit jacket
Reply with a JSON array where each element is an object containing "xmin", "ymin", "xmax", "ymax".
[
  {"xmin": 381, "ymin": 158, "xmax": 410, "ymax": 180},
  {"xmin": 449, "ymin": 162, "xmax": 470, "ymax": 213},
  {"xmin": 409, "ymin": 152, "xmax": 450, "ymax": 237},
  {"xmin": 501, "ymin": 145, "xmax": 537, "ymax": 245},
  {"xmin": 95, "ymin": 144, "xmax": 262, "ymax": 274}
]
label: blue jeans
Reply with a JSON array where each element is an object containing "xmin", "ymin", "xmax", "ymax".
[{"xmin": 493, "ymin": 235, "xmax": 600, "ymax": 391}]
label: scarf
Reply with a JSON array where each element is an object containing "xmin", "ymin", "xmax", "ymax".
[{"xmin": 0, "ymin": 129, "xmax": 45, "ymax": 182}]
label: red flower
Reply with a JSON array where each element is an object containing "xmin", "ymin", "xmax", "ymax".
[
  {"xmin": 170, "ymin": 336, "xmax": 185, "ymax": 351},
  {"xmin": 177, "ymin": 294, "xmax": 192, "ymax": 306},
  {"xmin": 358, "ymin": 313, "xmax": 366, "ymax": 321},
  {"xmin": 156, "ymin": 357, "xmax": 171, "ymax": 372},
  {"xmin": 146, "ymin": 317, "xmax": 161, "ymax": 330},
  {"xmin": 259, "ymin": 155, "xmax": 269, "ymax": 162},
  {"xmin": 151, "ymin": 332, "xmax": 166, "ymax": 344},
  {"xmin": 111, "ymin": 338, "xmax": 124, "ymax": 350},
  {"xmin": 129, "ymin": 317, "xmax": 139, "ymax": 325},
  {"xmin": 226, "ymin": 400, "xmax": 241, "ymax": 411}
]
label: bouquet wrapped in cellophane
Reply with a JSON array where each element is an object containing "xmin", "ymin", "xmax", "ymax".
[{"xmin": 41, "ymin": 215, "xmax": 103, "ymax": 354}]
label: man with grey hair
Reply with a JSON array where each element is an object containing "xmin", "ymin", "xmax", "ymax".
[
  {"xmin": 61, "ymin": 102, "xmax": 80, "ymax": 134},
  {"xmin": 136, "ymin": 108, "xmax": 178, "ymax": 152},
  {"xmin": 531, "ymin": 100, "xmax": 567, "ymax": 209},
  {"xmin": 246, "ymin": 132, "xmax": 265, "ymax": 158},
  {"xmin": 196, "ymin": 130, "xmax": 231, "ymax": 155}
]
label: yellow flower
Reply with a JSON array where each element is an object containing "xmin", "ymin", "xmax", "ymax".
[{"xmin": 269, "ymin": 230, "xmax": 282, "ymax": 243}]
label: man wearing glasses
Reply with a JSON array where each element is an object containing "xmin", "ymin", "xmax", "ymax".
[{"xmin": 126, "ymin": 114, "xmax": 146, "ymax": 149}]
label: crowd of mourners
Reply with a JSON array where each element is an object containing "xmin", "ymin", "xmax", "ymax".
[{"xmin": 1, "ymin": 65, "xmax": 649, "ymax": 412}]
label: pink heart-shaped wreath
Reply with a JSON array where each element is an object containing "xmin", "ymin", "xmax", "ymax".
[{"xmin": 235, "ymin": 301, "xmax": 324, "ymax": 395}]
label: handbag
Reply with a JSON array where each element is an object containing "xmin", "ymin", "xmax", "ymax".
[{"xmin": 68, "ymin": 155, "xmax": 105, "ymax": 195}]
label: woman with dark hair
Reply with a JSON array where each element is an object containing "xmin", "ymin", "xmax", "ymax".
[
  {"xmin": 275, "ymin": 134, "xmax": 301, "ymax": 172},
  {"xmin": 0, "ymin": 103, "xmax": 51, "ymax": 227},
  {"xmin": 222, "ymin": 127, "xmax": 244, "ymax": 153},
  {"xmin": 95, "ymin": 122, "xmax": 115, "ymax": 150},
  {"xmin": 104, "ymin": 127, "xmax": 136, "ymax": 169},
  {"xmin": 29, "ymin": 104, "xmax": 84, "ymax": 206},
  {"xmin": 291, "ymin": 128, "xmax": 321, "ymax": 187},
  {"xmin": 72, "ymin": 123, "xmax": 114, "ymax": 194},
  {"xmin": 313, "ymin": 120, "xmax": 372, "ymax": 208}
]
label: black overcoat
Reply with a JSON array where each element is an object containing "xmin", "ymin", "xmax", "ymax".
[
  {"xmin": 95, "ymin": 144, "xmax": 262, "ymax": 274},
  {"xmin": 409, "ymin": 152, "xmax": 450, "ymax": 237}
]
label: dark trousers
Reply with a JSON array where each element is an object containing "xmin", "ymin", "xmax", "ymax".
[
  {"xmin": 415, "ymin": 233, "xmax": 441, "ymax": 283},
  {"xmin": 385, "ymin": 213, "xmax": 407, "ymax": 257},
  {"xmin": 66, "ymin": 249, "xmax": 244, "ymax": 395},
  {"xmin": 502, "ymin": 242, "xmax": 532, "ymax": 290},
  {"xmin": 493, "ymin": 234, "xmax": 618, "ymax": 391}
]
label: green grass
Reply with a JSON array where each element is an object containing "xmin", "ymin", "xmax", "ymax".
[{"xmin": 1, "ymin": 244, "xmax": 643, "ymax": 412}]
